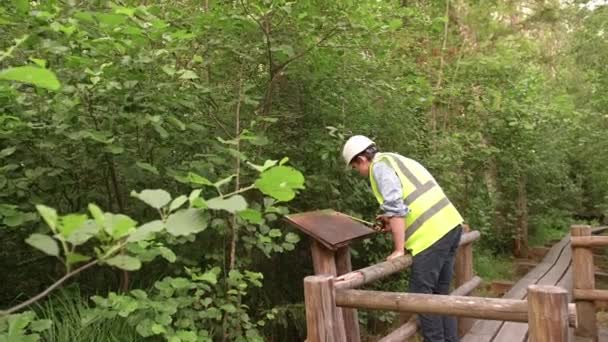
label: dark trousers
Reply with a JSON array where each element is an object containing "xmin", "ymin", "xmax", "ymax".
[{"xmin": 409, "ymin": 225, "xmax": 462, "ymax": 342}]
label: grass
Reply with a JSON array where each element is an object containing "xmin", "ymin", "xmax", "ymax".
[
  {"xmin": 35, "ymin": 286, "xmax": 143, "ymax": 342},
  {"xmin": 528, "ymin": 226, "xmax": 566, "ymax": 247},
  {"xmin": 473, "ymin": 250, "xmax": 515, "ymax": 282}
]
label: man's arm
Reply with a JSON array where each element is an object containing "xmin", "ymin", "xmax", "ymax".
[{"xmin": 372, "ymin": 162, "xmax": 409, "ymax": 260}]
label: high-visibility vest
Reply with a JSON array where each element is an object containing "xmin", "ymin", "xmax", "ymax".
[{"xmin": 369, "ymin": 153, "xmax": 463, "ymax": 256}]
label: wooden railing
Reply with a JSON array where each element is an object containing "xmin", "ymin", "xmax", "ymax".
[
  {"xmin": 304, "ymin": 228, "xmax": 577, "ymax": 342},
  {"xmin": 570, "ymin": 224, "xmax": 608, "ymax": 341}
]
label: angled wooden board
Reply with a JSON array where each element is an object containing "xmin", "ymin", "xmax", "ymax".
[{"xmin": 462, "ymin": 235, "xmax": 572, "ymax": 342}]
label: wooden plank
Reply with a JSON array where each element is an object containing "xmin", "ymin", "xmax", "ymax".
[
  {"xmin": 493, "ymin": 241, "xmax": 572, "ymax": 342},
  {"xmin": 462, "ymin": 235, "xmax": 571, "ymax": 342}
]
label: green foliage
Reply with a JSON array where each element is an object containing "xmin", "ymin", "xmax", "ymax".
[
  {"xmin": 474, "ymin": 251, "xmax": 515, "ymax": 282},
  {"xmin": 36, "ymin": 287, "xmax": 141, "ymax": 342},
  {"xmin": 0, "ymin": 311, "xmax": 51, "ymax": 342},
  {"xmin": 0, "ymin": 66, "xmax": 60, "ymax": 91},
  {"xmin": 87, "ymin": 268, "xmax": 267, "ymax": 341},
  {"xmin": 255, "ymin": 166, "xmax": 305, "ymax": 202},
  {"xmin": 1, "ymin": 0, "xmax": 608, "ymax": 339}
]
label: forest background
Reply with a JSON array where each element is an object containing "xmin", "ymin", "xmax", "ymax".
[{"xmin": 1, "ymin": 0, "xmax": 607, "ymax": 341}]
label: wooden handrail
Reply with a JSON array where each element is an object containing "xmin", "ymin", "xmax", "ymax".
[
  {"xmin": 334, "ymin": 254, "xmax": 412, "ymax": 290},
  {"xmin": 335, "ymin": 289, "xmax": 578, "ymax": 327},
  {"xmin": 378, "ymin": 276, "xmax": 482, "ymax": 342},
  {"xmin": 574, "ymin": 288, "xmax": 608, "ymax": 301},
  {"xmin": 334, "ymin": 230, "xmax": 480, "ymax": 290},
  {"xmin": 571, "ymin": 235, "xmax": 608, "ymax": 247},
  {"xmin": 459, "ymin": 230, "xmax": 481, "ymax": 245}
]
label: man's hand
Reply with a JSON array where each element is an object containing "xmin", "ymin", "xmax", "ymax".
[
  {"xmin": 374, "ymin": 215, "xmax": 391, "ymax": 232},
  {"xmin": 386, "ymin": 250, "xmax": 405, "ymax": 261}
]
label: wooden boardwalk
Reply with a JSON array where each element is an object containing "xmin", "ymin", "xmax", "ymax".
[{"xmin": 462, "ymin": 235, "xmax": 573, "ymax": 342}]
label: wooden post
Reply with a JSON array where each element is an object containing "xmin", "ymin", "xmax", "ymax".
[
  {"xmin": 311, "ymin": 241, "xmax": 338, "ymax": 275},
  {"xmin": 304, "ymin": 275, "xmax": 347, "ymax": 342},
  {"xmin": 571, "ymin": 225, "xmax": 597, "ymax": 341},
  {"xmin": 527, "ymin": 285, "xmax": 569, "ymax": 342},
  {"xmin": 335, "ymin": 247, "xmax": 360, "ymax": 342},
  {"xmin": 454, "ymin": 224, "xmax": 474, "ymax": 336},
  {"xmin": 309, "ymin": 242, "xmax": 347, "ymax": 341}
]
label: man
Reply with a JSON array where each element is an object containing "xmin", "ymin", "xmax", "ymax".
[{"xmin": 342, "ymin": 135, "xmax": 463, "ymax": 342}]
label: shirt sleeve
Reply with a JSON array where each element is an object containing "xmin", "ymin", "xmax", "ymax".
[{"xmin": 372, "ymin": 161, "xmax": 409, "ymax": 217}]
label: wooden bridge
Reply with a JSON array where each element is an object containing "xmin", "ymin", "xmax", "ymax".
[{"xmin": 286, "ymin": 211, "xmax": 608, "ymax": 342}]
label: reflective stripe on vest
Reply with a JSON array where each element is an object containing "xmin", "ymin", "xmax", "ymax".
[{"xmin": 369, "ymin": 153, "xmax": 463, "ymax": 255}]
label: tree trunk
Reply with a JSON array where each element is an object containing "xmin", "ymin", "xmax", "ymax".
[{"xmin": 515, "ymin": 174, "xmax": 529, "ymax": 258}]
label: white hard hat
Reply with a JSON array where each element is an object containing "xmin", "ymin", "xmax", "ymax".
[{"xmin": 342, "ymin": 135, "xmax": 375, "ymax": 165}]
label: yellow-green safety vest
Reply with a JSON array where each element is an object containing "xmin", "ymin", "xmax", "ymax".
[{"xmin": 369, "ymin": 153, "xmax": 463, "ymax": 256}]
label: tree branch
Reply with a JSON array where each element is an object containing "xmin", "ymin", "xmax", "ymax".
[
  {"xmin": 240, "ymin": 0, "xmax": 274, "ymax": 78},
  {"xmin": 1, "ymin": 260, "xmax": 99, "ymax": 316},
  {"xmin": 259, "ymin": 26, "xmax": 340, "ymax": 115},
  {"xmin": 230, "ymin": 66, "xmax": 244, "ymax": 270}
]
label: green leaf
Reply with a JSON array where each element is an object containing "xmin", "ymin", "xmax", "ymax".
[
  {"xmin": 36, "ymin": 204, "xmax": 58, "ymax": 231},
  {"xmin": 25, "ymin": 234, "xmax": 59, "ymax": 256},
  {"xmin": 238, "ymin": 209, "xmax": 263, "ymax": 224},
  {"xmin": 66, "ymin": 220, "xmax": 99, "ymax": 245},
  {"xmin": 166, "ymin": 209, "xmax": 207, "ymax": 236},
  {"xmin": 179, "ymin": 70, "xmax": 198, "ymax": 79},
  {"xmin": 114, "ymin": 6, "xmax": 136, "ymax": 17},
  {"xmin": 246, "ymin": 159, "xmax": 277, "ymax": 172},
  {"xmin": 285, "ymin": 232, "xmax": 300, "ymax": 243},
  {"xmin": 88, "ymin": 204, "xmax": 104, "ymax": 226},
  {"xmin": 104, "ymin": 145, "xmax": 123, "ymax": 154},
  {"xmin": 169, "ymin": 195, "xmax": 188, "ymax": 212},
  {"xmin": 254, "ymin": 166, "xmax": 305, "ymax": 201},
  {"xmin": 95, "ymin": 13, "xmax": 127, "ymax": 27},
  {"xmin": 105, "ymin": 255, "xmax": 141, "ymax": 271},
  {"xmin": 12, "ymin": 0, "xmax": 30, "ymax": 14},
  {"xmin": 187, "ymin": 172, "xmax": 213, "ymax": 186},
  {"xmin": 268, "ymin": 229, "xmax": 281, "ymax": 237},
  {"xmin": 136, "ymin": 162, "xmax": 159, "ymax": 175},
  {"xmin": 0, "ymin": 146, "xmax": 16, "ymax": 158},
  {"xmin": 158, "ymin": 246, "xmax": 176, "ymax": 262},
  {"xmin": 167, "ymin": 116, "xmax": 186, "ymax": 131},
  {"xmin": 193, "ymin": 270, "xmax": 218, "ymax": 284},
  {"xmin": 152, "ymin": 123, "xmax": 169, "ymax": 139},
  {"xmin": 127, "ymin": 220, "xmax": 165, "ymax": 242},
  {"xmin": 29, "ymin": 58, "xmax": 47, "ymax": 68},
  {"xmin": 188, "ymin": 189, "xmax": 202, "ymax": 205},
  {"xmin": 279, "ymin": 157, "xmax": 289, "ymax": 165},
  {"xmin": 213, "ymin": 174, "xmax": 235, "ymax": 188},
  {"xmin": 104, "ymin": 213, "xmax": 137, "ymax": 239},
  {"xmin": 66, "ymin": 252, "xmax": 92, "ymax": 265},
  {"xmin": 220, "ymin": 304, "xmax": 237, "ymax": 313},
  {"xmin": 30, "ymin": 319, "xmax": 52, "ymax": 332},
  {"xmin": 131, "ymin": 189, "xmax": 171, "ymax": 209},
  {"xmin": 59, "ymin": 214, "xmax": 87, "ymax": 238},
  {"xmin": 388, "ymin": 18, "xmax": 402, "ymax": 31},
  {"xmin": 0, "ymin": 66, "xmax": 61, "ymax": 90},
  {"xmin": 207, "ymin": 195, "xmax": 247, "ymax": 213},
  {"xmin": 3, "ymin": 213, "xmax": 25, "ymax": 227},
  {"xmin": 151, "ymin": 323, "xmax": 166, "ymax": 334}
]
